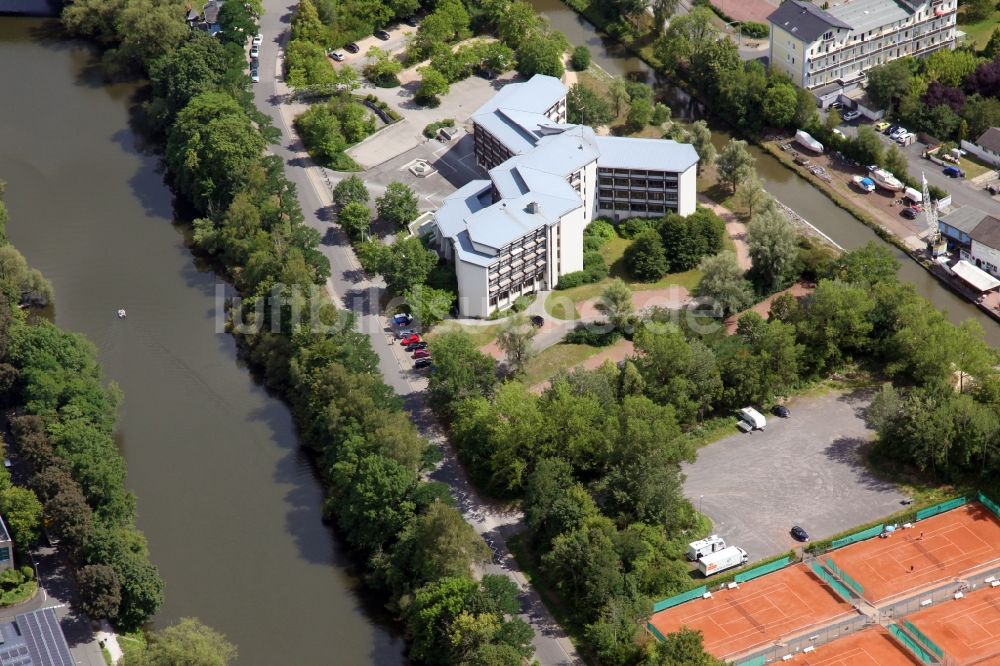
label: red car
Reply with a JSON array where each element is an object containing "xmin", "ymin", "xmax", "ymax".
[
  {"xmin": 401, "ymin": 334, "xmax": 421, "ymax": 346},
  {"xmin": 413, "ymin": 349, "xmax": 431, "ymax": 359}
]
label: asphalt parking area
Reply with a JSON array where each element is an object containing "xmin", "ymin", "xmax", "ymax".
[{"xmin": 683, "ymin": 390, "xmax": 906, "ymax": 561}]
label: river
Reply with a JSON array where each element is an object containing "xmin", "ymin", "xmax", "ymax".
[
  {"xmin": 0, "ymin": 18, "xmax": 405, "ymax": 665},
  {"xmin": 532, "ymin": 0, "xmax": 1000, "ymax": 346}
]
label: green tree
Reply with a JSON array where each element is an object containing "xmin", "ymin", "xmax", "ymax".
[
  {"xmin": 285, "ymin": 39, "xmax": 338, "ymax": 87},
  {"xmin": 0, "ymin": 486, "xmax": 42, "ymax": 547},
  {"xmin": 363, "ymin": 46, "xmax": 403, "ymax": 86},
  {"xmin": 626, "ymin": 98, "xmax": 654, "ymax": 132},
  {"xmin": 798, "ymin": 279, "xmax": 875, "ymax": 372},
  {"xmin": 653, "ymin": 7, "xmax": 717, "ymax": 74},
  {"xmin": 516, "ymin": 31, "xmax": 568, "ymax": 78},
  {"xmin": 733, "ymin": 172, "xmax": 770, "ymax": 218},
  {"xmin": 494, "ymin": 0, "xmax": 542, "ymax": 45},
  {"xmin": 600, "ymin": 279, "xmax": 634, "ymax": 333},
  {"xmin": 496, "ymin": 314, "xmax": 538, "ymax": 376},
  {"xmin": 625, "ymin": 228, "xmax": 669, "ymax": 280},
  {"xmin": 982, "ymin": 28, "xmax": 1000, "ymax": 59},
  {"xmin": 763, "ymin": 84, "xmax": 798, "ymax": 128},
  {"xmin": 640, "ymin": 627, "xmax": 724, "ymax": 665},
  {"xmin": 609, "ymin": 77, "xmax": 631, "ymax": 117},
  {"xmin": 924, "ymin": 48, "xmax": 982, "ymax": 87},
  {"xmin": 218, "ymin": 0, "xmax": 259, "ymax": 46},
  {"xmin": 115, "ymin": 551, "xmax": 165, "ymax": 630},
  {"xmin": 962, "ymin": 94, "xmax": 1000, "ymax": 138},
  {"xmin": 853, "ymin": 125, "xmax": 885, "ymax": 166},
  {"xmin": 542, "ymin": 517, "xmax": 623, "ymax": 609},
  {"xmin": 689, "ymin": 120, "xmax": 716, "ymax": 174},
  {"xmin": 291, "ymin": 0, "xmax": 327, "ymax": 45},
  {"xmin": 695, "ymin": 252, "xmax": 754, "ymax": 316},
  {"xmin": 825, "ymin": 107, "xmax": 843, "ymax": 132},
  {"xmin": 571, "ymin": 45, "xmax": 591, "ymax": 71},
  {"xmin": 746, "ymin": 206, "xmax": 799, "ymax": 293},
  {"xmin": 962, "ymin": 0, "xmax": 994, "ymax": 22},
  {"xmin": 338, "ymin": 202, "xmax": 372, "ymax": 240},
  {"xmin": 882, "ymin": 144, "xmax": 909, "ymax": 178},
  {"xmin": 866, "ymin": 59, "xmax": 915, "ymax": 109},
  {"xmin": 416, "ymin": 67, "xmax": 450, "ymax": 106},
  {"xmin": 147, "ymin": 32, "xmax": 234, "ymax": 131},
  {"xmin": 427, "ymin": 331, "xmax": 498, "ymax": 411},
  {"xmin": 402, "ymin": 285, "xmax": 453, "ymax": 329},
  {"xmin": 123, "ymin": 618, "xmax": 237, "ymax": 666},
  {"xmin": 716, "ymin": 140, "xmax": 755, "ymax": 194},
  {"xmin": 75, "ymin": 564, "xmax": 121, "ymax": 620},
  {"xmin": 567, "ymin": 84, "xmax": 614, "ymax": 127},
  {"xmin": 374, "ymin": 236, "xmax": 438, "ymax": 294},
  {"xmin": 333, "ymin": 175, "xmax": 370, "ymax": 209},
  {"xmin": 827, "ymin": 241, "xmax": 899, "ymax": 286},
  {"xmin": 652, "ymin": 0, "xmax": 681, "ymax": 35},
  {"xmin": 376, "ymin": 182, "xmax": 419, "ymax": 229}
]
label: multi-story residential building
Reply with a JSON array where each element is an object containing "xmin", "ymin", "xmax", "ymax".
[
  {"xmin": 768, "ymin": 0, "xmax": 957, "ymax": 103},
  {"xmin": 433, "ymin": 75, "xmax": 698, "ymax": 317},
  {"xmin": 0, "ymin": 515, "xmax": 13, "ymax": 573}
]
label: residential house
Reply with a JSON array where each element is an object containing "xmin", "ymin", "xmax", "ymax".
[
  {"xmin": 938, "ymin": 206, "xmax": 1000, "ymax": 277},
  {"xmin": 768, "ymin": 0, "xmax": 957, "ymax": 105},
  {"xmin": 433, "ymin": 75, "xmax": 699, "ymax": 318},
  {"xmin": 960, "ymin": 127, "xmax": 1000, "ymax": 169}
]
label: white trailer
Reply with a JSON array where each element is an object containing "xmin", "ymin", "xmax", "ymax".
[
  {"xmin": 697, "ymin": 546, "xmax": 748, "ymax": 576},
  {"xmin": 739, "ymin": 407, "xmax": 766, "ymax": 431},
  {"xmin": 687, "ymin": 535, "xmax": 726, "ymax": 561}
]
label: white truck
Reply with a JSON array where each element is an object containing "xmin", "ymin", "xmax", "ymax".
[
  {"xmin": 687, "ymin": 534, "xmax": 727, "ymax": 561},
  {"xmin": 697, "ymin": 546, "xmax": 749, "ymax": 576},
  {"xmin": 738, "ymin": 407, "xmax": 766, "ymax": 431}
]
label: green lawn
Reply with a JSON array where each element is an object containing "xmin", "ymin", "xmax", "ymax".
[
  {"xmin": 958, "ymin": 154, "xmax": 993, "ymax": 180},
  {"xmin": 427, "ymin": 321, "xmax": 502, "ymax": 348},
  {"xmin": 958, "ymin": 8, "xmax": 1000, "ymax": 48},
  {"xmin": 524, "ymin": 344, "xmax": 603, "ymax": 386}
]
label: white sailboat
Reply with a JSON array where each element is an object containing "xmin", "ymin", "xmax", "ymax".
[{"xmin": 870, "ymin": 168, "xmax": 904, "ymax": 192}]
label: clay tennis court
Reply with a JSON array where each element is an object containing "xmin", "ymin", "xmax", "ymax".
[
  {"xmin": 788, "ymin": 627, "xmax": 919, "ymax": 665},
  {"xmin": 906, "ymin": 586, "xmax": 1000, "ymax": 665},
  {"xmin": 827, "ymin": 504, "xmax": 1000, "ymax": 602},
  {"xmin": 649, "ymin": 564, "xmax": 855, "ymax": 659}
]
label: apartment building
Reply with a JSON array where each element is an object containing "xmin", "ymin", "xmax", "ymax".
[
  {"xmin": 769, "ymin": 0, "xmax": 957, "ymax": 102},
  {"xmin": 433, "ymin": 75, "xmax": 698, "ymax": 317}
]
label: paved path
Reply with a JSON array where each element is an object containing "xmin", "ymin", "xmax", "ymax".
[
  {"xmin": 724, "ymin": 281, "xmax": 814, "ymax": 333},
  {"xmin": 698, "ymin": 195, "xmax": 752, "ymax": 271},
  {"xmin": 255, "ymin": 5, "xmax": 580, "ymax": 664}
]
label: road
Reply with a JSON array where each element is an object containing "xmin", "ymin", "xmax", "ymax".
[{"xmin": 254, "ymin": 4, "xmax": 581, "ymax": 664}]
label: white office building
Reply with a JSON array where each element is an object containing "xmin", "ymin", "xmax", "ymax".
[
  {"xmin": 432, "ymin": 75, "xmax": 699, "ymax": 318},
  {"xmin": 768, "ymin": 0, "xmax": 957, "ymax": 104}
]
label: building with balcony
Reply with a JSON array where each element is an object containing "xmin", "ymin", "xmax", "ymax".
[
  {"xmin": 434, "ymin": 75, "xmax": 698, "ymax": 317},
  {"xmin": 768, "ymin": 0, "xmax": 957, "ymax": 104}
]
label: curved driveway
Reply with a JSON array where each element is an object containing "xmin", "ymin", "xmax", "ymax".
[{"xmin": 252, "ymin": 4, "xmax": 581, "ymax": 664}]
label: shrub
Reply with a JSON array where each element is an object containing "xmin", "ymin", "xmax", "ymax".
[
  {"xmin": 558, "ymin": 252, "xmax": 609, "ymax": 289},
  {"xmin": 929, "ymin": 184, "xmax": 948, "ymax": 201},
  {"xmin": 584, "ymin": 219, "xmax": 616, "ymax": 251},
  {"xmin": 617, "ymin": 217, "xmax": 654, "ymax": 239},
  {"xmin": 512, "ymin": 295, "xmax": 534, "ymax": 312},
  {"xmin": 423, "ymin": 118, "xmax": 456, "ymax": 139},
  {"xmin": 564, "ymin": 324, "xmax": 620, "ymax": 346},
  {"xmin": 570, "ymin": 45, "xmax": 591, "ymax": 71},
  {"xmin": 740, "ymin": 21, "xmax": 769, "ymax": 38}
]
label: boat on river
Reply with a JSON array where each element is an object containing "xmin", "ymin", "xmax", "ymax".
[
  {"xmin": 852, "ymin": 176, "xmax": 875, "ymax": 192},
  {"xmin": 870, "ymin": 168, "xmax": 905, "ymax": 192},
  {"xmin": 794, "ymin": 129, "xmax": 824, "ymax": 154}
]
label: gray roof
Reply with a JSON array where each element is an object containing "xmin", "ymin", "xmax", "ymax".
[
  {"xmin": 940, "ymin": 206, "xmax": 992, "ymax": 236},
  {"xmin": 434, "ymin": 180, "xmax": 492, "ymax": 240},
  {"xmin": 464, "ymin": 191, "xmax": 577, "ymax": 253},
  {"xmin": 202, "ymin": 0, "xmax": 221, "ymax": 24},
  {"xmin": 828, "ymin": 0, "xmax": 913, "ymax": 36},
  {"xmin": 0, "ymin": 608, "xmax": 74, "ymax": 666},
  {"xmin": 768, "ymin": 0, "xmax": 850, "ymax": 42},
  {"xmin": 970, "ymin": 215, "xmax": 1000, "ymax": 250},
  {"xmin": 490, "ymin": 127, "xmax": 601, "ymax": 199},
  {"xmin": 595, "ymin": 136, "xmax": 699, "ymax": 172},
  {"xmin": 471, "ymin": 75, "xmax": 568, "ymax": 156},
  {"xmin": 975, "ymin": 127, "xmax": 1000, "ymax": 154}
]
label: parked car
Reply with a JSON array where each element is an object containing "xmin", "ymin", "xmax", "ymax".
[
  {"xmin": 414, "ymin": 358, "xmax": 433, "ymax": 369},
  {"xmin": 404, "ymin": 15, "xmax": 418, "ymax": 26},
  {"xmin": 396, "ymin": 328, "xmax": 418, "ymax": 338},
  {"xmin": 530, "ymin": 315, "xmax": 544, "ymax": 328},
  {"xmin": 252, "ymin": 33, "xmax": 263, "ymax": 46},
  {"xmin": 772, "ymin": 405, "xmax": 790, "ymax": 418},
  {"xmin": 249, "ymin": 44, "xmax": 260, "ymax": 58},
  {"xmin": 413, "ymin": 349, "xmax": 431, "ymax": 359},
  {"xmin": 828, "ymin": 101, "xmax": 843, "ymax": 110},
  {"xmin": 405, "ymin": 341, "xmax": 428, "ymax": 352},
  {"xmin": 401, "ymin": 334, "xmax": 421, "ymax": 346},
  {"xmin": 345, "ymin": 42, "xmax": 360, "ymax": 53},
  {"xmin": 843, "ymin": 110, "xmax": 861, "ymax": 122},
  {"xmin": 886, "ymin": 124, "xmax": 901, "ymax": 135},
  {"xmin": 901, "ymin": 207, "xmax": 919, "ymax": 219},
  {"xmin": 943, "ymin": 165, "xmax": 965, "ymax": 178},
  {"xmin": 392, "ymin": 313, "xmax": 413, "ymax": 326},
  {"xmin": 875, "ymin": 121, "xmax": 890, "ymax": 132},
  {"xmin": 791, "ymin": 526, "xmax": 810, "ymax": 542},
  {"xmin": 374, "ymin": 29, "xmax": 391, "ymax": 40},
  {"xmin": 330, "ymin": 51, "xmax": 345, "ymax": 61},
  {"xmin": 251, "ymin": 70, "xmax": 260, "ymax": 83},
  {"xmin": 896, "ymin": 131, "xmax": 912, "ymax": 144},
  {"xmin": 889, "ymin": 127, "xmax": 908, "ymax": 140}
]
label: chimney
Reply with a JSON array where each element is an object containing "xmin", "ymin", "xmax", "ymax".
[{"xmin": 527, "ymin": 201, "xmax": 539, "ymax": 214}]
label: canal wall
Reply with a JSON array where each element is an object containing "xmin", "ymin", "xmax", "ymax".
[{"xmin": 0, "ymin": 0, "xmax": 61, "ymax": 16}]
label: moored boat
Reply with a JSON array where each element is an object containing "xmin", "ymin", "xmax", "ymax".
[
  {"xmin": 870, "ymin": 168, "xmax": 904, "ymax": 192},
  {"xmin": 794, "ymin": 129, "xmax": 824, "ymax": 154},
  {"xmin": 852, "ymin": 175, "xmax": 875, "ymax": 192}
]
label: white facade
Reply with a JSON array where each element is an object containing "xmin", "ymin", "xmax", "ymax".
[
  {"xmin": 971, "ymin": 240, "xmax": 1000, "ymax": 278},
  {"xmin": 769, "ymin": 0, "xmax": 957, "ymax": 99},
  {"xmin": 433, "ymin": 75, "xmax": 699, "ymax": 318}
]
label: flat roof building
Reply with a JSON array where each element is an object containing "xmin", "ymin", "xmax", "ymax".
[
  {"xmin": 434, "ymin": 75, "xmax": 699, "ymax": 317},
  {"xmin": 769, "ymin": 0, "xmax": 957, "ymax": 104},
  {"xmin": 0, "ymin": 608, "xmax": 74, "ymax": 666}
]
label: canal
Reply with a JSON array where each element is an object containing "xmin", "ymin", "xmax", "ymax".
[
  {"xmin": 0, "ymin": 18, "xmax": 405, "ymax": 665},
  {"xmin": 532, "ymin": 0, "xmax": 1000, "ymax": 346}
]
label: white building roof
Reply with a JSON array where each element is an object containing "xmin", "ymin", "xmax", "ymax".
[
  {"xmin": 827, "ymin": 0, "xmax": 913, "ymax": 36},
  {"xmin": 471, "ymin": 75, "xmax": 568, "ymax": 156},
  {"xmin": 594, "ymin": 136, "xmax": 699, "ymax": 172},
  {"xmin": 434, "ymin": 180, "xmax": 492, "ymax": 240},
  {"xmin": 953, "ymin": 260, "xmax": 1000, "ymax": 292}
]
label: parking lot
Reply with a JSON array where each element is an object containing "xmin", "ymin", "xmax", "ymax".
[{"xmin": 683, "ymin": 390, "xmax": 907, "ymax": 561}]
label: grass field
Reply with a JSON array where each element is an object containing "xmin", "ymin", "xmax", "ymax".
[
  {"xmin": 428, "ymin": 321, "xmax": 502, "ymax": 348},
  {"xmin": 523, "ymin": 344, "xmax": 602, "ymax": 386},
  {"xmin": 958, "ymin": 8, "xmax": 1000, "ymax": 48}
]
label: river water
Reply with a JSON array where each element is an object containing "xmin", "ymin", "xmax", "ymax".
[
  {"xmin": 532, "ymin": 0, "xmax": 1000, "ymax": 346},
  {"xmin": 0, "ymin": 18, "xmax": 404, "ymax": 665}
]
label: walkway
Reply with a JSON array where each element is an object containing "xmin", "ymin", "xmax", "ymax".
[
  {"xmin": 724, "ymin": 281, "xmax": 814, "ymax": 333},
  {"xmin": 254, "ymin": 7, "xmax": 580, "ymax": 665},
  {"xmin": 698, "ymin": 195, "xmax": 752, "ymax": 271}
]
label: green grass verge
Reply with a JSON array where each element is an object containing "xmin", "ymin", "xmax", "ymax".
[
  {"xmin": 958, "ymin": 154, "xmax": 993, "ymax": 180},
  {"xmin": 545, "ymin": 290, "xmax": 584, "ymax": 320},
  {"xmin": 118, "ymin": 629, "xmax": 147, "ymax": 663},
  {"xmin": 958, "ymin": 8, "xmax": 1000, "ymax": 48},
  {"xmin": 0, "ymin": 581, "xmax": 36, "ymax": 607},
  {"xmin": 677, "ymin": 416, "xmax": 741, "ymax": 450},
  {"xmin": 524, "ymin": 344, "xmax": 603, "ymax": 386},
  {"xmin": 427, "ymin": 321, "xmax": 502, "ymax": 349},
  {"xmin": 102, "ymin": 647, "xmax": 114, "ymax": 666}
]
